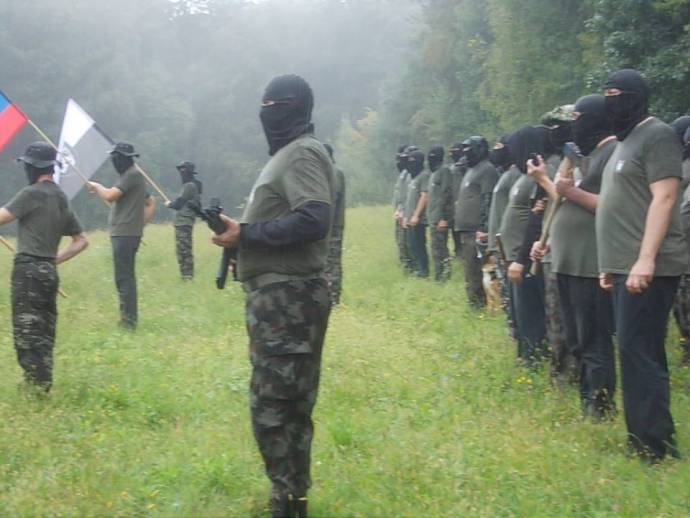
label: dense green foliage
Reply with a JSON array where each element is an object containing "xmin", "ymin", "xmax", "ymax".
[
  {"xmin": 1, "ymin": 207, "xmax": 689, "ymax": 516},
  {"xmin": 0, "ymin": 0, "xmax": 416, "ymax": 226},
  {"xmin": 359, "ymin": 0, "xmax": 690, "ymax": 198}
]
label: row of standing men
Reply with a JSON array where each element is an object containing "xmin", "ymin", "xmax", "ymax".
[{"xmin": 392, "ymin": 68, "xmax": 690, "ymax": 463}]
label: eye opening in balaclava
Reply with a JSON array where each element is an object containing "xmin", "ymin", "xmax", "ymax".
[
  {"xmin": 571, "ymin": 94, "xmax": 613, "ymax": 157},
  {"xmin": 461, "ymin": 136, "xmax": 489, "ymax": 168},
  {"xmin": 260, "ymin": 74, "xmax": 314, "ymax": 156},
  {"xmin": 427, "ymin": 145, "xmax": 444, "ymax": 172},
  {"xmin": 603, "ymin": 68, "xmax": 650, "ymax": 141},
  {"xmin": 489, "ymin": 134, "xmax": 512, "ymax": 169},
  {"xmin": 406, "ymin": 149, "xmax": 425, "ymax": 178},
  {"xmin": 449, "ymin": 142, "xmax": 464, "ymax": 163},
  {"xmin": 508, "ymin": 125, "xmax": 546, "ymax": 174}
]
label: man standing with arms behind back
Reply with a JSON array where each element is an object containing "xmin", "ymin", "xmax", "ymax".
[
  {"xmin": 211, "ymin": 74, "xmax": 334, "ymax": 518},
  {"xmin": 165, "ymin": 160, "xmax": 201, "ymax": 280},
  {"xmin": 88, "ymin": 142, "xmax": 156, "ymax": 330}
]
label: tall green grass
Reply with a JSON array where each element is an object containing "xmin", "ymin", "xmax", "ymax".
[{"xmin": 0, "ymin": 206, "xmax": 688, "ymax": 516}]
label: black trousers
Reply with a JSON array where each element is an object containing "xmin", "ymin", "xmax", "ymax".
[
  {"xmin": 612, "ymin": 274, "xmax": 679, "ymax": 459},
  {"xmin": 511, "ymin": 269, "xmax": 546, "ymax": 364},
  {"xmin": 407, "ymin": 225, "xmax": 429, "ymax": 278},
  {"xmin": 557, "ymin": 274, "xmax": 615, "ymax": 413},
  {"xmin": 111, "ymin": 236, "xmax": 141, "ymax": 328}
]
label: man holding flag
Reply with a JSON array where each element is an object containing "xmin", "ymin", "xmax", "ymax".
[
  {"xmin": 0, "ymin": 142, "xmax": 88, "ymax": 392},
  {"xmin": 88, "ymin": 142, "xmax": 156, "ymax": 330}
]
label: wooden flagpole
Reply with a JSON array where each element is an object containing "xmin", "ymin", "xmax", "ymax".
[
  {"xmin": 135, "ymin": 164, "xmax": 171, "ymax": 204},
  {"xmin": 0, "ymin": 236, "xmax": 68, "ymax": 298}
]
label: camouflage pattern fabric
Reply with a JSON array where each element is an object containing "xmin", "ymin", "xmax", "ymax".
[
  {"xmin": 396, "ymin": 220, "xmax": 414, "ymax": 272},
  {"xmin": 495, "ymin": 259, "xmax": 517, "ymax": 340},
  {"xmin": 325, "ymin": 227, "xmax": 343, "ymax": 306},
  {"xmin": 245, "ymin": 278, "xmax": 331, "ymax": 506},
  {"xmin": 430, "ymin": 227, "xmax": 451, "ymax": 282},
  {"xmin": 543, "ymin": 263, "xmax": 574, "ymax": 384},
  {"xmin": 175, "ymin": 225, "xmax": 194, "ymax": 279},
  {"xmin": 11, "ymin": 258, "xmax": 58, "ymax": 391},
  {"xmin": 458, "ymin": 231, "xmax": 485, "ymax": 308},
  {"xmin": 673, "ymin": 273, "xmax": 690, "ymax": 361}
]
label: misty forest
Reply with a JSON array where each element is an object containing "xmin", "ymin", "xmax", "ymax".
[{"xmin": 1, "ymin": 0, "xmax": 690, "ymax": 516}]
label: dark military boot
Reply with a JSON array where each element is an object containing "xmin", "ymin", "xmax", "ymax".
[{"xmin": 271, "ymin": 493, "xmax": 308, "ymax": 518}]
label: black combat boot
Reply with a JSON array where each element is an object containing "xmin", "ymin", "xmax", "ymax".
[{"xmin": 271, "ymin": 493, "xmax": 308, "ymax": 518}]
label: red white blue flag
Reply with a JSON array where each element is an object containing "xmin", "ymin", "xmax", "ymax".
[{"xmin": 0, "ymin": 91, "xmax": 28, "ymax": 152}]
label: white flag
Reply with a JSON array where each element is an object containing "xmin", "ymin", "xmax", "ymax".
[{"xmin": 53, "ymin": 99, "xmax": 113, "ymax": 200}]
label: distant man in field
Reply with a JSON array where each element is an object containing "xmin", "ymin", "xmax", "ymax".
[
  {"xmin": 426, "ymin": 145, "xmax": 453, "ymax": 282},
  {"xmin": 402, "ymin": 149, "xmax": 430, "ymax": 278},
  {"xmin": 0, "ymin": 142, "xmax": 88, "ymax": 392},
  {"xmin": 165, "ymin": 161, "xmax": 201, "ymax": 280},
  {"xmin": 323, "ymin": 143, "xmax": 346, "ymax": 306},
  {"xmin": 210, "ymin": 74, "xmax": 334, "ymax": 518},
  {"xmin": 88, "ymin": 142, "xmax": 156, "ymax": 330},
  {"xmin": 392, "ymin": 145, "xmax": 413, "ymax": 271}
]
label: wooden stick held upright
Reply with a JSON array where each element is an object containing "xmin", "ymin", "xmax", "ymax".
[
  {"xmin": 135, "ymin": 164, "xmax": 171, "ymax": 204},
  {"xmin": 0, "ymin": 236, "xmax": 68, "ymax": 299},
  {"xmin": 27, "ymin": 119, "xmax": 91, "ymax": 185}
]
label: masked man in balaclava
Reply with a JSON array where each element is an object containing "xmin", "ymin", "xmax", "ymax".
[
  {"xmin": 488, "ymin": 134, "xmax": 521, "ymax": 336},
  {"xmin": 0, "ymin": 142, "xmax": 88, "ymax": 391},
  {"xmin": 453, "ymin": 136, "xmax": 499, "ymax": 308},
  {"xmin": 393, "ymin": 145, "xmax": 414, "ymax": 272},
  {"xmin": 210, "ymin": 74, "xmax": 334, "ymax": 517},
  {"xmin": 449, "ymin": 142, "xmax": 467, "ymax": 258},
  {"xmin": 597, "ymin": 69, "xmax": 686, "ymax": 461},
  {"xmin": 671, "ymin": 119, "xmax": 690, "ymax": 365},
  {"xmin": 323, "ymin": 143, "xmax": 346, "ymax": 306},
  {"xmin": 426, "ymin": 146, "xmax": 453, "ymax": 282},
  {"xmin": 165, "ymin": 161, "xmax": 202, "ymax": 280},
  {"xmin": 402, "ymin": 149, "xmax": 430, "ymax": 278},
  {"xmin": 89, "ymin": 143, "xmax": 155, "ymax": 330},
  {"xmin": 532, "ymin": 94, "xmax": 618, "ymax": 420}
]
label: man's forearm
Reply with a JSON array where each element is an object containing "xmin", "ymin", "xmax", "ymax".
[
  {"xmin": 56, "ymin": 234, "xmax": 88, "ymax": 265},
  {"xmin": 143, "ymin": 198, "xmax": 156, "ymax": 224},
  {"xmin": 413, "ymin": 193, "xmax": 428, "ymax": 220},
  {"xmin": 563, "ymin": 187, "xmax": 598, "ymax": 213},
  {"xmin": 639, "ymin": 195, "xmax": 674, "ymax": 261}
]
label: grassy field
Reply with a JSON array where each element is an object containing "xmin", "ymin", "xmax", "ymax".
[{"xmin": 0, "ymin": 205, "xmax": 689, "ymax": 517}]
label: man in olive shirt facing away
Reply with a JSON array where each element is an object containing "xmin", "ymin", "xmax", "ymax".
[
  {"xmin": 165, "ymin": 161, "xmax": 201, "ymax": 280},
  {"xmin": 210, "ymin": 75, "xmax": 334, "ymax": 518},
  {"xmin": 597, "ymin": 69, "xmax": 686, "ymax": 461},
  {"xmin": 323, "ymin": 143, "xmax": 346, "ymax": 306},
  {"xmin": 403, "ymin": 149, "xmax": 430, "ymax": 278},
  {"xmin": 454, "ymin": 136, "xmax": 499, "ymax": 308},
  {"xmin": 89, "ymin": 142, "xmax": 156, "ymax": 330},
  {"xmin": 426, "ymin": 145, "xmax": 453, "ymax": 282},
  {"xmin": 0, "ymin": 142, "xmax": 88, "ymax": 391}
]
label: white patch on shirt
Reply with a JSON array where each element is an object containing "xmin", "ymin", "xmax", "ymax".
[{"xmin": 615, "ymin": 160, "xmax": 625, "ymax": 173}]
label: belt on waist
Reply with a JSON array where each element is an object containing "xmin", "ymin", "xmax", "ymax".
[
  {"xmin": 242, "ymin": 273, "xmax": 324, "ymax": 293},
  {"xmin": 14, "ymin": 253, "xmax": 56, "ymax": 265}
]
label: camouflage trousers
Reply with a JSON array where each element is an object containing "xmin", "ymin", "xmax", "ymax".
[
  {"xmin": 175, "ymin": 225, "xmax": 194, "ymax": 279},
  {"xmin": 245, "ymin": 278, "xmax": 331, "ymax": 501},
  {"xmin": 11, "ymin": 257, "xmax": 58, "ymax": 391},
  {"xmin": 458, "ymin": 231, "xmax": 485, "ymax": 308},
  {"xmin": 543, "ymin": 263, "xmax": 572, "ymax": 385},
  {"xmin": 495, "ymin": 258, "xmax": 517, "ymax": 340},
  {"xmin": 395, "ymin": 220, "xmax": 414, "ymax": 273},
  {"xmin": 430, "ymin": 227, "xmax": 451, "ymax": 282},
  {"xmin": 325, "ymin": 228, "xmax": 344, "ymax": 306}
]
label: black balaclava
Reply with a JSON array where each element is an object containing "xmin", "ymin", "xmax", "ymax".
[
  {"xmin": 396, "ymin": 144, "xmax": 408, "ymax": 172},
  {"xmin": 685, "ymin": 127, "xmax": 690, "ymax": 161},
  {"xmin": 427, "ymin": 146, "xmax": 444, "ymax": 172},
  {"xmin": 489, "ymin": 134, "xmax": 512, "ymax": 169},
  {"xmin": 671, "ymin": 116, "xmax": 690, "ymax": 159},
  {"xmin": 449, "ymin": 142, "xmax": 464, "ymax": 163},
  {"xmin": 603, "ymin": 69, "xmax": 650, "ymax": 141},
  {"xmin": 260, "ymin": 74, "xmax": 314, "ymax": 156},
  {"xmin": 462, "ymin": 136, "xmax": 489, "ymax": 168},
  {"xmin": 548, "ymin": 123, "xmax": 573, "ymax": 153},
  {"xmin": 406, "ymin": 149, "xmax": 425, "ymax": 178},
  {"xmin": 534, "ymin": 125, "xmax": 556, "ymax": 157},
  {"xmin": 24, "ymin": 164, "xmax": 50, "ymax": 185},
  {"xmin": 112, "ymin": 154, "xmax": 133, "ymax": 175},
  {"xmin": 507, "ymin": 125, "xmax": 545, "ymax": 174},
  {"xmin": 572, "ymin": 94, "xmax": 613, "ymax": 157}
]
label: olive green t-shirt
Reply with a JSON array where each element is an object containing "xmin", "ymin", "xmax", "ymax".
[
  {"xmin": 488, "ymin": 165, "xmax": 521, "ymax": 252},
  {"xmin": 550, "ymin": 140, "xmax": 616, "ymax": 278},
  {"xmin": 597, "ymin": 117, "xmax": 687, "ymax": 276},
  {"xmin": 404, "ymin": 171, "xmax": 430, "ymax": 224},
  {"xmin": 109, "ymin": 167, "xmax": 149, "ymax": 237},
  {"xmin": 426, "ymin": 165, "xmax": 453, "ymax": 226},
  {"xmin": 678, "ymin": 159, "xmax": 690, "ymax": 273},
  {"xmin": 453, "ymin": 160, "xmax": 499, "ymax": 232},
  {"xmin": 393, "ymin": 170, "xmax": 408, "ymax": 210},
  {"xmin": 237, "ymin": 134, "xmax": 334, "ymax": 283},
  {"xmin": 174, "ymin": 181, "xmax": 200, "ymax": 227},
  {"xmin": 499, "ymin": 173, "xmax": 535, "ymax": 262},
  {"xmin": 332, "ymin": 167, "xmax": 346, "ymax": 230},
  {"xmin": 4, "ymin": 180, "xmax": 83, "ymax": 258}
]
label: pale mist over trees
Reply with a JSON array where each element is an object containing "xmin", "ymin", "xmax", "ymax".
[
  {"xmin": 0, "ymin": 0, "xmax": 417, "ymax": 227},
  {"xmin": 1, "ymin": 0, "xmax": 689, "ymax": 228}
]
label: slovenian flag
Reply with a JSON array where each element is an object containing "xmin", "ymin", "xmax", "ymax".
[
  {"xmin": 54, "ymin": 99, "xmax": 114, "ymax": 200},
  {"xmin": 0, "ymin": 91, "xmax": 28, "ymax": 153}
]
